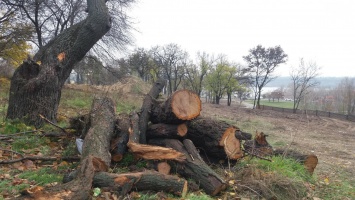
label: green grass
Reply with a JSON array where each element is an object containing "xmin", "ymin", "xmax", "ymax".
[
  {"xmin": 60, "ymin": 89, "xmax": 94, "ymax": 110},
  {"xmin": 116, "ymin": 101, "xmax": 139, "ymax": 114},
  {"xmin": 18, "ymin": 167, "xmax": 63, "ymax": 185},
  {"xmin": 233, "ymin": 156, "xmax": 314, "ymax": 199}
]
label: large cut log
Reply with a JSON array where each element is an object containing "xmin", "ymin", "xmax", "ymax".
[
  {"xmin": 146, "ymin": 123, "xmax": 188, "ymax": 139},
  {"xmin": 81, "ymin": 97, "xmax": 116, "ymax": 168},
  {"xmin": 274, "ymin": 149, "xmax": 318, "ymax": 174},
  {"xmin": 63, "ymin": 170, "xmax": 188, "ymax": 197},
  {"xmin": 149, "ymin": 138, "xmax": 227, "ymax": 196},
  {"xmin": 150, "ymin": 90, "xmax": 201, "ymax": 124},
  {"xmin": 186, "ymin": 117, "xmax": 244, "ymax": 160},
  {"xmin": 244, "ymin": 131, "xmax": 274, "ymax": 157},
  {"xmin": 138, "ymin": 78, "xmax": 166, "ymax": 143}
]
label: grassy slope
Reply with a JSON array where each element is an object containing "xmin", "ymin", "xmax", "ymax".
[{"xmin": 1, "ymin": 79, "xmax": 354, "ymax": 199}]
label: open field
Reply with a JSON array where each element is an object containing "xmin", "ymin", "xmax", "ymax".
[{"xmin": 202, "ymin": 100, "xmax": 355, "ymax": 199}]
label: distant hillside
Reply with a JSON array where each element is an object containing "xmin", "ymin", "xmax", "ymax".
[{"xmin": 267, "ymin": 76, "xmax": 349, "ymax": 88}]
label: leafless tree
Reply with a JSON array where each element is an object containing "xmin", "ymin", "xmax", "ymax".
[
  {"xmin": 334, "ymin": 77, "xmax": 355, "ymax": 114},
  {"xmin": 290, "ymin": 58, "xmax": 320, "ymax": 113},
  {"xmin": 151, "ymin": 44, "xmax": 189, "ymax": 95},
  {"xmin": 2, "ymin": 0, "xmax": 134, "ymax": 59}
]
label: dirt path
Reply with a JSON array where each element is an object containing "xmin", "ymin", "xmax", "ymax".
[{"xmin": 201, "ymin": 101, "xmax": 355, "ymax": 180}]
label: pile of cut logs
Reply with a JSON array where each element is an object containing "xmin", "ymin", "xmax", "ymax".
[{"xmin": 20, "ymin": 79, "xmax": 318, "ymax": 199}]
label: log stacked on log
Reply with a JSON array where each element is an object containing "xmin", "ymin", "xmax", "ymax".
[
  {"xmin": 186, "ymin": 117, "xmax": 244, "ymax": 160},
  {"xmin": 19, "ymin": 80, "xmax": 269, "ymax": 199}
]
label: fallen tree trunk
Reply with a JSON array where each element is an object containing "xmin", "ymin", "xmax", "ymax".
[
  {"xmin": 274, "ymin": 149, "xmax": 318, "ymax": 174},
  {"xmin": 244, "ymin": 131, "xmax": 274, "ymax": 157},
  {"xmin": 150, "ymin": 90, "xmax": 201, "ymax": 124},
  {"xmin": 146, "ymin": 123, "xmax": 188, "ymax": 139},
  {"xmin": 63, "ymin": 170, "xmax": 188, "ymax": 197},
  {"xmin": 186, "ymin": 117, "xmax": 243, "ymax": 160},
  {"xmin": 149, "ymin": 138, "xmax": 227, "ymax": 196},
  {"xmin": 81, "ymin": 97, "xmax": 116, "ymax": 168}
]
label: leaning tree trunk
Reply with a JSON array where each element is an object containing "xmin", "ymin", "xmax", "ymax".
[{"xmin": 6, "ymin": 0, "xmax": 111, "ymax": 127}]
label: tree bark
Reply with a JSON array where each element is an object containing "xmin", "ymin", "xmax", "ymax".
[
  {"xmin": 150, "ymin": 89, "xmax": 201, "ymax": 124},
  {"xmin": 146, "ymin": 123, "xmax": 187, "ymax": 139},
  {"xmin": 110, "ymin": 114, "xmax": 130, "ymax": 162},
  {"xmin": 81, "ymin": 97, "xmax": 116, "ymax": 168},
  {"xmin": 63, "ymin": 170, "xmax": 188, "ymax": 197},
  {"xmin": 186, "ymin": 117, "xmax": 243, "ymax": 160},
  {"xmin": 7, "ymin": 0, "xmax": 111, "ymax": 127},
  {"xmin": 149, "ymin": 139, "xmax": 227, "ymax": 196},
  {"xmin": 244, "ymin": 131, "xmax": 273, "ymax": 157},
  {"xmin": 138, "ymin": 78, "xmax": 166, "ymax": 143}
]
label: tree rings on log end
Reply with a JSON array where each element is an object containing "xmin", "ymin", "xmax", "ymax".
[
  {"xmin": 171, "ymin": 90, "xmax": 201, "ymax": 120},
  {"xmin": 177, "ymin": 123, "xmax": 188, "ymax": 136},
  {"xmin": 219, "ymin": 127, "xmax": 243, "ymax": 159},
  {"xmin": 157, "ymin": 161, "xmax": 171, "ymax": 175}
]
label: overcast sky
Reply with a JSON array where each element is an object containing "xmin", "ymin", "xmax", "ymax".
[{"xmin": 128, "ymin": 0, "xmax": 355, "ymax": 77}]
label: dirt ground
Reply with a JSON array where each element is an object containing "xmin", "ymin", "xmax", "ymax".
[{"xmin": 200, "ymin": 100, "xmax": 355, "ymax": 181}]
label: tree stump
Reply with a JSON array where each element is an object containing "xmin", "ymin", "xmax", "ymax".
[
  {"xmin": 186, "ymin": 117, "xmax": 243, "ymax": 160},
  {"xmin": 150, "ymin": 90, "xmax": 201, "ymax": 124}
]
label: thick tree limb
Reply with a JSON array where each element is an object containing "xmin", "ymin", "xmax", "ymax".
[
  {"xmin": 149, "ymin": 138, "xmax": 227, "ymax": 196},
  {"xmin": 138, "ymin": 78, "xmax": 166, "ymax": 143},
  {"xmin": 63, "ymin": 170, "xmax": 188, "ymax": 197}
]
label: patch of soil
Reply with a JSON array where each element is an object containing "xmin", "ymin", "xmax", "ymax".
[{"xmin": 201, "ymin": 101, "xmax": 355, "ymax": 180}]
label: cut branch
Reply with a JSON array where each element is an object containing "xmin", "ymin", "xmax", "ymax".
[
  {"xmin": 138, "ymin": 78, "xmax": 166, "ymax": 143},
  {"xmin": 149, "ymin": 138, "xmax": 227, "ymax": 196}
]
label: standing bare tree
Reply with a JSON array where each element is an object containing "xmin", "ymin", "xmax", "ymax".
[
  {"xmin": 243, "ymin": 45, "xmax": 288, "ymax": 109},
  {"xmin": 2, "ymin": 0, "xmax": 134, "ymax": 60},
  {"xmin": 6, "ymin": 0, "xmax": 119, "ymax": 127},
  {"xmin": 290, "ymin": 58, "xmax": 320, "ymax": 113},
  {"xmin": 334, "ymin": 77, "xmax": 355, "ymax": 114}
]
